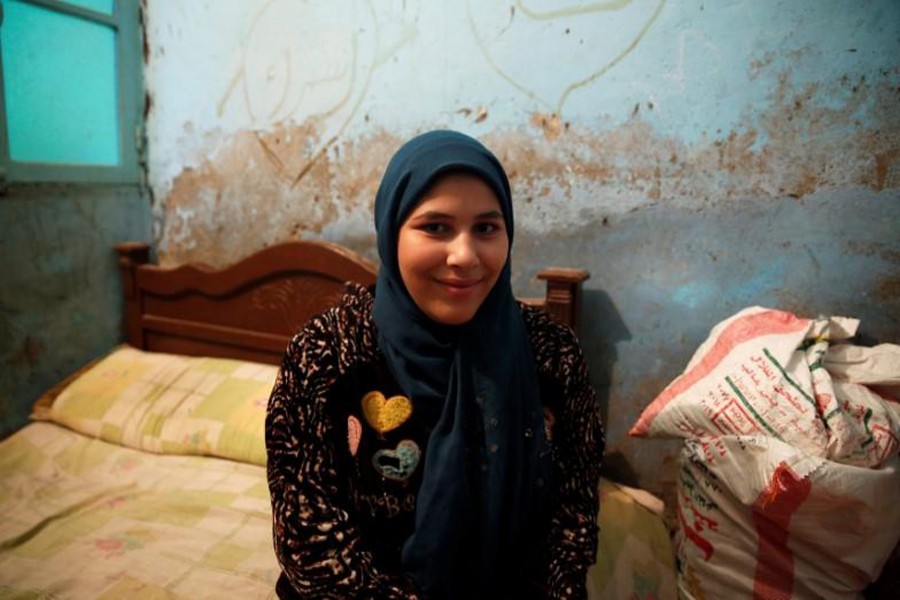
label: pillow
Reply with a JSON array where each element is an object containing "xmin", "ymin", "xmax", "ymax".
[
  {"xmin": 46, "ymin": 346, "xmax": 277, "ymax": 466},
  {"xmin": 588, "ymin": 479, "xmax": 677, "ymax": 600},
  {"xmin": 30, "ymin": 354, "xmax": 107, "ymax": 421}
]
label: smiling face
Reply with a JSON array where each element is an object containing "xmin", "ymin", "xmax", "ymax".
[{"xmin": 397, "ymin": 172, "xmax": 510, "ymax": 325}]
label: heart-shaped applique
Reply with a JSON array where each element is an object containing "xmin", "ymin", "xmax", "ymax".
[
  {"xmin": 362, "ymin": 391, "xmax": 413, "ymax": 434},
  {"xmin": 347, "ymin": 415, "xmax": 362, "ymax": 456},
  {"xmin": 372, "ymin": 440, "xmax": 421, "ymax": 481}
]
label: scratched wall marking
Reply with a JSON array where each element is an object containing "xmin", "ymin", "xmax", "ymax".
[
  {"xmin": 467, "ymin": 0, "xmax": 666, "ymax": 118},
  {"xmin": 217, "ymin": 0, "xmax": 379, "ymax": 187}
]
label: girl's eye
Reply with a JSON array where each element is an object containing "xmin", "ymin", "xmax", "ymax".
[
  {"xmin": 420, "ymin": 222, "xmax": 449, "ymax": 234},
  {"xmin": 474, "ymin": 222, "xmax": 502, "ymax": 235}
]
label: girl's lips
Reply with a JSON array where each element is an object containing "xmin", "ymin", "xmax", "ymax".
[
  {"xmin": 435, "ymin": 278, "xmax": 483, "ymax": 295},
  {"xmin": 437, "ymin": 278, "xmax": 481, "ymax": 289}
]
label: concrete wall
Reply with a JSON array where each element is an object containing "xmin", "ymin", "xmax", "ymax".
[
  {"xmin": 142, "ymin": 0, "xmax": 899, "ymax": 499},
  {"xmin": 0, "ymin": 185, "xmax": 152, "ymax": 437}
]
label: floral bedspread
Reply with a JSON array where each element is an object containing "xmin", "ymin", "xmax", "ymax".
[
  {"xmin": 0, "ymin": 422, "xmax": 279, "ymax": 599},
  {"xmin": 0, "ymin": 420, "xmax": 677, "ymax": 599}
]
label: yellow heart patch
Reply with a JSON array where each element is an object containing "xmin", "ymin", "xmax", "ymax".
[{"xmin": 362, "ymin": 391, "xmax": 412, "ymax": 434}]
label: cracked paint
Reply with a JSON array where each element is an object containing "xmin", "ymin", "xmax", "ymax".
[
  {"xmin": 143, "ymin": 0, "xmax": 900, "ymax": 502},
  {"xmin": 159, "ymin": 65, "xmax": 899, "ymax": 269}
]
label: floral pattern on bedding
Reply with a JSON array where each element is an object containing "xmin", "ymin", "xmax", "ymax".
[
  {"xmin": 4, "ymin": 345, "xmax": 678, "ymax": 600},
  {"xmin": 0, "ymin": 423, "xmax": 677, "ymax": 599},
  {"xmin": 0, "ymin": 422, "xmax": 279, "ymax": 599}
]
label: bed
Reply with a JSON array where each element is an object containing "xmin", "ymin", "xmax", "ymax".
[{"xmin": 0, "ymin": 239, "xmax": 676, "ymax": 599}]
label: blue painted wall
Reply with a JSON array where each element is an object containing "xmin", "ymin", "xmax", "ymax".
[
  {"xmin": 0, "ymin": 186, "xmax": 151, "ymax": 437},
  {"xmin": 2, "ymin": 0, "xmax": 897, "ymax": 505},
  {"xmin": 514, "ymin": 188, "xmax": 900, "ymax": 499},
  {"xmin": 140, "ymin": 0, "xmax": 899, "ymax": 499}
]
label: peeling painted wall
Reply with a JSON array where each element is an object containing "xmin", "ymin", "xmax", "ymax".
[{"xmin": 143, "ymin": 0, "xmax": 900, "ymax": 499}]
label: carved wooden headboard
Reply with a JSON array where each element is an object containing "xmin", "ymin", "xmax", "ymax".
[{"xmin": 114, "ymin": 240, "xmax": 589, "ymax": 366}]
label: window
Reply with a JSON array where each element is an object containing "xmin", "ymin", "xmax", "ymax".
[{"xmin": 0, "ymin": 0, "xmax": 142, "ymax": 184}]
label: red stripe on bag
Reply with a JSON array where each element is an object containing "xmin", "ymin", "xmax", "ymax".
[
  {"xmin": 752, "ymin": 462, "xmax": 812, "ymax": 600},
  {"xmin": 630, "ymin": 310, "xmax": 809, "ymax": 436},
  {"xmin": 677, "ymin": 503, "xmax": 715, "ymax": 561}
]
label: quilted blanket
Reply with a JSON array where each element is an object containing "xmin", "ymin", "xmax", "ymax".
[{"xmin": 0, "ymin": 422, "xmax": 279, "ymax": 599}]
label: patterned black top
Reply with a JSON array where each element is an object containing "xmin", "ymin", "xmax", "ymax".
[{"xmin": 266, "ymin": 284, "xmax": 604, "ymax": 599}]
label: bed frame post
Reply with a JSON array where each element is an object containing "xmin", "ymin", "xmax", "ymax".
[
  {"xmin": 535, "ymin": 268, "xmax": 590, "ymax": 333},
  {"xmin": 114, "ymin": 242, "xmax": 151, "ymax": 349}
]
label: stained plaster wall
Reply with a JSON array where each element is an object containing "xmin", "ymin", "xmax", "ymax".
[
  {"xmin": 144, "ymin": 0, "xmax": 900, "ymax": 500},
  {"xmin": 0, "ymin": 186, "xmax": 152, "ymax": 437}
]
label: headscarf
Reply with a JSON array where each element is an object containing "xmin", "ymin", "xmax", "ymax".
[{"xmin": 372, "ymin": 130, "xmax": 551, "ymax": 598}]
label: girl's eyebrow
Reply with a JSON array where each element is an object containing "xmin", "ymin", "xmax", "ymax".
[
  {"xmin": 409, "ymin": 210, "xmax": 504, "ymax": 221},
  {"xmin": 409, "ymin": 211, "xmax": 451, "ymax": 221}
]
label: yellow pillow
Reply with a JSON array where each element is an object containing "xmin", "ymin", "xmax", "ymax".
[
  {"xmin": 48, "ymin": 346, "xmax": 277, "ymax": 466},
  {"xmin": 588, "ymin": 479, "xmax": 677, "ymax": 600}
]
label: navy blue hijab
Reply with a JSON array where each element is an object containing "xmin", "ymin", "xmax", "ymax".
[{"xmin": 372, "ymin": 130, "xmax": 551, "ymax": 597}]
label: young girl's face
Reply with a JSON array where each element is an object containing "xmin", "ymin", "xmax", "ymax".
[{"xmin": 397, "ymin": 172, "xmax": 509, "ymax": 325}]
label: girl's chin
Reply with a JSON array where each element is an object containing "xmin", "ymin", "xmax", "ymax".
[{"xmin": 423, "ymin": 300, "xmax": 482, "ymax": 326}]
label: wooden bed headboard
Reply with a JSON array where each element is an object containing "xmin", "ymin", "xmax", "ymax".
[{"xmin": 114, "ymin": 240, "xmax": 589, "ymax": 366}]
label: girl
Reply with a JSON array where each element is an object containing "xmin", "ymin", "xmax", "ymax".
[{"xmin": 266, "ymin": 130, "xmax": 604, "ymax": 599}]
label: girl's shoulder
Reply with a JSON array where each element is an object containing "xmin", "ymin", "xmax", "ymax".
[
  {"xmin": 298, "ymin": 281, "xmax": 374, "ymax": 331},
  {"xmin": 518, "ymin": 303, "xmax": 585, "ymax": 370},
  {"xmin": 289, "ymin": 283, "xmax": 379, "ymax": 368}
]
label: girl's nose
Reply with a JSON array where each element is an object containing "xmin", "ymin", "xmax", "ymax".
[{"xmin": 446, "ymin": 234, "xmax": 479, "ymax": 269}]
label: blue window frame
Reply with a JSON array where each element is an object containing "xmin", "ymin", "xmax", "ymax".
[{"xmin": 0, "ymin": 0, "xmax": 143, "ymax": 184}]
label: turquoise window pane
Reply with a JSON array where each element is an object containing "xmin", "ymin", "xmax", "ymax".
[
  {"xmin": 58, "ymin": 0, "xmax": 115, "ymax": 16},
  {"xmin": 2, "ymin": 0, "xmax": 119, "ymax": 165}
]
